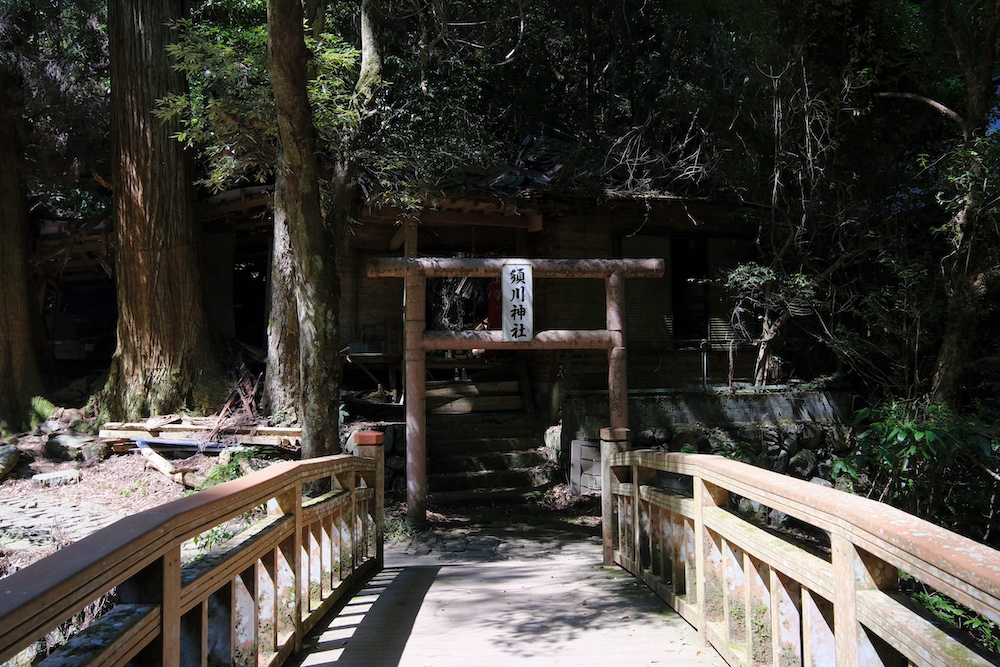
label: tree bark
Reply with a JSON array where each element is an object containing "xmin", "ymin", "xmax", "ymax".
[
  {"xmin": 268, "ymin": 0, "xmax": 343, "ymax": 458},
  {"xmin": 0, "ymin": 54, "xmax": 43, "ymax": 434},
  {"xmin": 928, "ymin": 0, "xmax": 1000, "ymax": 408},
  {"xmin": 262, "ymin": 171, "xmax": 301, "ymax": 421},
  {"xmin": 97, "ymin": 0, "xmax": 226, "ymax": 421}
]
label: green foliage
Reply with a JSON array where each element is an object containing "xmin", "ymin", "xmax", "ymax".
[
  {"xmin": 192, "ymin": 525, "xmax": 237, "ymax": 551},
  {"xmin": 156, "ymin": 6, "xmax": 358, "ymax": 192},
  {"xmin": 850, "ymin": 400, "xmax": 1000, "ymax": 543},
  {"xmin": 900, "ymin": 572, "xmax": 1000, "ymax": 656},
  {"xmin": 30, "ymin": 396, "xmax": 56, "ymax": 425},
  {"xmin": 725, "ymin": 263, "xmax": 819, "ymax": 317},
  {"xmin": 201, "ymin": 447, "xmax": 259, "ymax": 488}
]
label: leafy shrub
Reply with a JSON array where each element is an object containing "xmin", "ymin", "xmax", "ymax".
[{"xmin": 849, "ymin": 400, "xmax": 1000, "ymax": 545}]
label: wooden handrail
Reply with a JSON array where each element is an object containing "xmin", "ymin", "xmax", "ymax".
[
  {"xmin": 602, "ymin": 437, "xmax": 1000, "ymax": 667},
  {"xmin": 0, "ymin": 438, "xmax": 384, "ymax": 666}
]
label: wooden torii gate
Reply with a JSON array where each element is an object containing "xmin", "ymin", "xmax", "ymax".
[{"xmin": 368, "ymin": 256, "xmax": 665, "ymax": 523}]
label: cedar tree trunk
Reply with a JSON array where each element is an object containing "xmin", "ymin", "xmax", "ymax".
[
  {"xmin": 0, "ymin": 58, "xmax": 43, "ymax": 433},
  {"xmin": 268, "ymin": 0, "xmax": 343, "ymax": 457},
  {"xmin": 98, "ymin": 0, "xmax": 226, "ymax": 421},
  {"xmin": 263, "ymin": 170, "xmax": 301, "ymax": 421}
]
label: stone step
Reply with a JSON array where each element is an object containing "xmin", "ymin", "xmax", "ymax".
[
  {"xmin": 428, "ymin": 467, "xmax": 553, "ymax": 493},
  {"xmin": 428, "ymin": 450, "xmax": 550, "ymax": 475},
  {"xmin": 426, "ymin": 412, "xmax": 547, "ymax": 438},
  {"xmin": 425, "ymin": 380, "xmax": 520, "ymax": 398},
  {"xmin": 426, "ymin": 436, "xmax": 542, "ymax": 455},
  {"xmin": 428, "ymin": 395, "xmax": 524, "ymax": 414},
  {"xmin": 429, "ymin": 487, "xmax": 548, "ymax": 506}
]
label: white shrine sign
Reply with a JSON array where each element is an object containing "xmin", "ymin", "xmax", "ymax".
[{"xmin": 502, "ymin": 264, "xmax": 533, "ymax": 341}]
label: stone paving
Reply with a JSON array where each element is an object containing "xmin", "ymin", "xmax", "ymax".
[{"xmin": 0, "ymin": 495, "xmax": 125, "ymax": 553}]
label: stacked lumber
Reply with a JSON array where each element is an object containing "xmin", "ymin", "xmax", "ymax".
[{"xmin": 99, "ymin": 414, "xmax": 301, "ymax": 453}]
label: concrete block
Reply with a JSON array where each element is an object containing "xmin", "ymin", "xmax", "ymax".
[{"xmin": 33, "ymin": 469, "xmax": 82, "ymax": 487}]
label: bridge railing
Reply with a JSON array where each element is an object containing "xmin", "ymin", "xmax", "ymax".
[
  {"xmin": 0, "ymin": 434, "xmax": 384, "ymax": 667},
  {"xmin": 600, "ymin": 427, "xmax": 1000, "ymax": 667}
]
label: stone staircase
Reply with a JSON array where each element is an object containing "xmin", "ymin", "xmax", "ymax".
[{"xmin": 424, "ymin": 369, "xmax": 555, "ymax": 505}]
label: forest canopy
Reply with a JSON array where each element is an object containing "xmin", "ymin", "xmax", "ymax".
[{"xmin": 0, "ymin": 0, "xmax": 998, "ymax": 539}]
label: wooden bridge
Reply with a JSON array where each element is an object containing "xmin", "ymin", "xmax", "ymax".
[{"xmin": 1, "ymin": 430, "xmax": 999, "ymax": 666}]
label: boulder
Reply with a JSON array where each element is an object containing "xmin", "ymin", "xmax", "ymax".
[
  {"xmin": 782, "ymin": 426, "xmax": 801, "ymax": 457},
  {"xmin": 671, "ymin": 429, "xmax": 710, "ymax": 454},
  {"xmin": 0, "ymin": 444, "xmax": 20, "ymax": 481},
  {"xmin": 829, "ymin": 428, "xmax": 850, "ymax": 455},
  {"xmin": 788, "ymin": 449, "xmax": 818, "ymax": 479},
  {"xmin": 46, "ymin": 433, "xmax": 88, "ymax": 460},
  {"xmin": 34, "ymin": 469, "xmax": 82, "ymax": 487},
  {"xmin": 764, "ymin": 444, "xmax": 789, "ymax": 474},
  {"xmin": 46, "ymin": 433, "xmax": 109, "ymax": 464},
  {"xmin": 834, "ymin": 475, "xmax": 856, "ymax": 494},
  {"xmin": 800, "ymin": 422, "xmax": 825, "ymax": 450},
  {"xmin": 636, "ymin": 426, "xmax": 672, "ymax": 449}
]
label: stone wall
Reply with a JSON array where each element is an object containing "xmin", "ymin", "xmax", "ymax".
[{"xmin": 561, "ymin": 389, "xmax": 852, "ymax": 485}]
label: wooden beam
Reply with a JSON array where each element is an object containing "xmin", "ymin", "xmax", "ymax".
[
  {"xmin": 362, "ymin": 205, "xmax": 542, "ymax": 231},
  {"xmin": 369, "ymin": 257, "xmax": 665, "ymax": 279}
]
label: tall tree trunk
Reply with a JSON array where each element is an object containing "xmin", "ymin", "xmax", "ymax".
[
  {"xmin": 97, "ymin": 0, "xmax": 226, "ymax": 421},
  {"xmin": 268, "ymin": 0, "xmax": 343, "ymax": 458},
  {"xmin": 0, "ymin": 55, "xmax": 43, "ymax": 433},
  {"xmin": 263, "ymin": 171, "xmax": 301, "ymax": 421},
  {"xmin": 928, "ymin": 0, "xmax": 999, "ymax": 408},
  {"xmin": 753, "ymin": 310, "xmax": 791, "ymax": 386}
]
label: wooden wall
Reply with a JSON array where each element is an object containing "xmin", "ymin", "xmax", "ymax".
[{"xmin": 340, "ymin": 196, "xmax": 758, "ymax": 399}]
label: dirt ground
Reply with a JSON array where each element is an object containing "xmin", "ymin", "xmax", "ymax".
[
  {"xmin": 0, "ymin": 418, "xmax": 219, "ymax": 574},
  {"xmin": 2, "ymin": 434, "xmax": 216, "ymax": 512}
]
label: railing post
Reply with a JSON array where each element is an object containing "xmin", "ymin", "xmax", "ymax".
[
  {"xmin": 271, "ymin": 482, "xmax": 302, "ymax": 651},
  {"xmin": 355, "ymin": 430, "xmax": 385, "ymax": 569},
  {"xmin": 694, "ymin": 477, "xmax": 727, "ymax": 639},
  {"xmin": 601, "ymin": 427, "xmax": 630, "ymax": 566},
  {"xmin": 116, "ymin": 544, "xmax": 182, "ymax": 665},
  {"xmin": 832, "ymin": 534, "xmax": 901, "ymax": 666}
]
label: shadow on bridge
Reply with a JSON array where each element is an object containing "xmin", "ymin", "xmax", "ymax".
[
  {"xmin": 290, "ymin": 529, "xmax": 725, "ymax": 667},
  {"xmin": 291, "ymin": 566, "xmax": 440, "ymax": 667}
]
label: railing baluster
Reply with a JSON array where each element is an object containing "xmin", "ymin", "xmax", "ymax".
[
  {"xmin": 802, "ymin": 588, "xmax": 835, "ymax": 666},
  {"xmin": 258, "ymin": 551, "xmax": 278, "ymax": 659},
  {"xmin": 770, "ymin": 569, "xmax": 801, "ymax": 666},
  {"xmin": 320, "ymin": 516, "xmax": 333, "ymax": 598},
  {"xmin": 746, "ymin": 555, "xmax": 771, "ymax": 666},
  {"xmin": 650, "ymin": 503, "xmax": 662, "ymax": 580},
  {"xmin": 208, "ymin": 582, "xmax": 234, "ymax": 665},
  {"xmin": 234, "ymin": 567, "xmax": 257, "ymax": 666},
  {"xmin": 276, "ymin": 535, "xmax": 297, "ymax": 647}
]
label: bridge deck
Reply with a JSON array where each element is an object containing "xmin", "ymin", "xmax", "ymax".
[{"xmin": 291, "ymin": 519, "xmax": 725, "ymax": 667}]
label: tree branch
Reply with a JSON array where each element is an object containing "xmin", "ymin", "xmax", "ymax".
[
  {"xmin": 356, "ymin": 0, "xmax": 383, "ymax": 108},
  {"xmin": 874, "ymin": 92, "xmax": 966, "ymax": 131}
]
